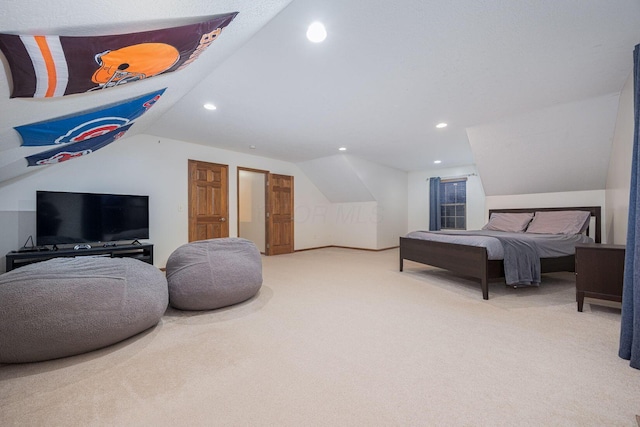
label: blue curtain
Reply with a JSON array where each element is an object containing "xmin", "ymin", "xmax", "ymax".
[
  {"xmin": 429, "ymin": 177, "xmax": 441, "ymax": 231},
  {"xmin": 620, "ymin": 44, "xmax": 640, "ymax": 369}
]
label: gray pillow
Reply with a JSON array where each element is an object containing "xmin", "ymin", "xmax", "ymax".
[
  {"xmin": 482, "ymin": 212, "xmax": 534, "ymax": 233},
  {"xmin": 525, "ymin": 210, "xmax": 591, "ymax": 235}
]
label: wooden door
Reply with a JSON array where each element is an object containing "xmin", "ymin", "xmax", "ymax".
[
  {"xmin": 267, "ymin": 174, "xmax": 294, "ymax": 255},
  {"xmin": 188, "ymin": 160, "xmax": 229, "ymax": 241}
]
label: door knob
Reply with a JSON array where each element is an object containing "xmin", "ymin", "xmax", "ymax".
[{"xmin": 220, "ymin": 217, "xmax": 226, "ymax": 222}]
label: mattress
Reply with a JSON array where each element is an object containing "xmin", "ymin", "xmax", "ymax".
[{"xmin": 404, "ymin": 229, "xmax": 593, "ymax": 260}]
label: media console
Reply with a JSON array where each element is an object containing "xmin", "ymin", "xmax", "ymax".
[{"xmin": 5, "ymin": 243, "xmax": 154, "ymax": 272}]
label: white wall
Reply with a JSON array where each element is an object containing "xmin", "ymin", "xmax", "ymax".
[
  {"xmin": 605, "ymin": 71, "xmax": 634, "ymax": 245},
  {"xmin": 296, "ymin": 154, "xmax": 408, "ymax": 250},
  {"xmin": 408, "ymin": 165, "xmax": 486, "ymax": 232},
  {"xmin": 0, "ymin": 134, "xmax": 333, "ymax": 271},
  {"xmin": 407, "ymin": 165, "xmax": 608, "ymax": 242},
  {"xmin": 328, "ymin": 202, "xmax": 378, "ymax": 249},
  {"xmin": 345, "ymin": 156, "xmax": 408, "ymax": 249}
]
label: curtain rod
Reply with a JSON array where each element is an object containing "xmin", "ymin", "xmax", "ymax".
[{"xmin": 426, "ymin": 173, "xmax": 478, "ymax": 181}]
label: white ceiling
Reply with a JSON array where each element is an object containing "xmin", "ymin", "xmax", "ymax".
[
  {"xmin": 0, "ymin": 0, "xmax": 293, "ymax": 178},
  {"xmin": 468, "ymin": 93, "xmax": 620, "ymax": 195},
  {"xmin": 1, "ymin": 0, "xmax": 639, "ymax": 195}
]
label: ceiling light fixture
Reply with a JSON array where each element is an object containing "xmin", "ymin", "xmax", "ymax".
[
  {"xmin": 339, "ymin": 147, "xmax": 347, "ymax": 151},
  {"xmin": 203, "ymin": 103, "xmax": 217, "ymax": 110},
  {"xmin": 434, "ymin": 160, "xmax": 442, "ymax": 164},
  {"xmin": 307, "ymin": 22, "xmax": 327, "ymax": 43},
  {"xmin": 436, "ymin": 123, "xmax": 447, "ymax": 129}
]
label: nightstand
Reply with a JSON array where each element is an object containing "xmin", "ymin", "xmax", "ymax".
[{"xmin": 575, "ymin": 243, "xmax": 625, "ymax": 312}]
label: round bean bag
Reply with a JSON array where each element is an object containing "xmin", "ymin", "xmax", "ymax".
[
  {"xmin": 166, "ymin": 238, "xmax": 262, "ymax": 310},
  {"xmin": 0, "ymin": 256, "xmax": 168, "ymax": 364}
]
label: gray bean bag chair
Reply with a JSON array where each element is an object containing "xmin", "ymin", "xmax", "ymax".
[
  {"xmin": 166, "ymin": 238, "xmax": 262, "ymax": 311},
  {"xmin": 0, "ymin": 257, "xmax": 168, "ymax": 364}
]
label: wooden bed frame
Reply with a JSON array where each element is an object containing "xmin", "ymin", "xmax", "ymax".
[{"xmin": 399, "ymin": 206, "xmax": 602, "ymax": 300}]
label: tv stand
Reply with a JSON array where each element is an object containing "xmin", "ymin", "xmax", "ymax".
[{"xmin": 5, "ymin": 243, "xmax": 153, "ymax": 272}]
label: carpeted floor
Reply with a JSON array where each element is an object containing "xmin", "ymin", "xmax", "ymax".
[{"xmin": 1, "ymin": 247, "xmax": 638, "ymax": 426}]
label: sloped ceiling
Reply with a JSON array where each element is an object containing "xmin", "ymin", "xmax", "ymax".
[
  {"xmin": 0, "ymin": 0, "xmax": 293, "ymax": 181},
  {"xmin": 467, "ymin": 93, "xmax": 621, "ymax": 196},
  {"xmin": 297, "ymin": 155, "xmax": 374, "ymax": 203},
  {"xmin": 1, "ymin": 0, "xmax": 640, "ymax": 196}
]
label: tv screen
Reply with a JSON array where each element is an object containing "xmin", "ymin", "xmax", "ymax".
[{"xmin": 36, "ymin": 191, "xmax": 149, "ymax": 246}]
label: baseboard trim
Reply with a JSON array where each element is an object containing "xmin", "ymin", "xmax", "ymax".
[
  {"xmin": 295, "ymin": 245, "xmax": 398, "ymax": 253},
  {"xmin": 161, "ymin": 245, "xmax": 397, "ymax": 270},
  {"xmin": 294, "ymin": 246, "xmax": 333, "ymax": 252}
]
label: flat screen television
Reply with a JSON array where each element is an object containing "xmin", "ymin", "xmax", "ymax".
[{"xmin": 36, "ymin": 190, "xmax": 149, "ymax": 246}]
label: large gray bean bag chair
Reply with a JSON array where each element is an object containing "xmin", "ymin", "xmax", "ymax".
[
  {"xmin": 166, "ymin": 238, "xmax": 262, "ymax": 310},
  {"xmin": 0, "ymin": 257, "xmax": 168, "ymax": 364}
]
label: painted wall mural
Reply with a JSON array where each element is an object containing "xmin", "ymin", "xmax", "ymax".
[{"xmin": 0, "ymin": 12, "xmax": 237, "ymax": 98}]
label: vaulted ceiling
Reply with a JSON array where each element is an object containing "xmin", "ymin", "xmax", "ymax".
[{"xmin": 1, "ymin": 0, "xmax": 639, "ymax": 196}]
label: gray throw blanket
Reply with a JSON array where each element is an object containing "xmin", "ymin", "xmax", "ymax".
[
  {"xmin": 490, "ymin": 234, "xmax": 541, "ymax": 285},
  {"xmin": 432, "ymin": 231, "xmax": 541, "ymax": 286}
]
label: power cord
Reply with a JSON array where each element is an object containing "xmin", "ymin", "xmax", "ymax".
[{"xmin": 22, "ymin": 235, "xmax": 35, "ymax": 249}]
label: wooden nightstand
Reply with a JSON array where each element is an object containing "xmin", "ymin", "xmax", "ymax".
[{"xmin": 575, "ymin": 243, "xmax": 625, "ymax": 312}]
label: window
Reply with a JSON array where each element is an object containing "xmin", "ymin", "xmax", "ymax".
[{"xmin": 439, "ymin": 179, "xmax": 466, "ymax": 229}]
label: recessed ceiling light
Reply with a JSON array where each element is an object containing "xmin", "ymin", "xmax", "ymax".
[
  {"xmin": 339, "ymin": 147, "xmax": 347, "ymax": 151},
  {"xmin": 436, "ymin": 123, "xmax": 447, "ymax": 129},
  {"xmin": 203, "ymin": 103, "xmax": 217, "ymax": 110},
  {"xmin": 434, "ymin": 160, "xmax": 442, "ymax": 164},
  {"xmin": 249, "ymin": 145, "xmax": 256, "ymax": 150},
  {"xmin": 307, "ymin": 22, "xmax": 327, "ymax": 43}
]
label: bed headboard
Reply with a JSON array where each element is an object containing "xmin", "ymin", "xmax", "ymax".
[{"xmin": 488, "ymin": 206, "xmax": 601, "ymax": 243}]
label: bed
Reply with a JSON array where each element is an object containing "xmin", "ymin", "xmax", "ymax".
[{"xmin": 399, "ymin": 206, "xmax": 601, "ymax": 300}]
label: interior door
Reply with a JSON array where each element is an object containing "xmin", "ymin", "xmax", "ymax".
[
  {"xmin": 237, "ymin": 167, "xmax": 268, "ymax": 253},
  {"xmin": 267, "ymin": 174, "xmax": 294, "ymax": 255},
  {"xmin": 188, "ymin": 160, "xmax": 229, "ymax": 241}
]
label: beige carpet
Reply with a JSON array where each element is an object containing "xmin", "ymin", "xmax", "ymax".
[{"xmin": 1, "ymin": 247, "xmax": 638, "ymax": 426}]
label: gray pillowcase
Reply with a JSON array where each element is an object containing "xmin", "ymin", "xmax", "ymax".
[
  {"xmin": 482, "ymin": 212, "xmax": 534, "ymax": 233},
  {"xmin": 525, "ymin": 210, "xmax": 591, "ymax": 235}
]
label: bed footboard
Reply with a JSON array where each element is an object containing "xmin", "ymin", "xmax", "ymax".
[
  {"xmin": 399, "ymin": 237, "xmax": 577, "ymax": 300},
  {"xmin": 399, "ymin": 237, "xmax": 492, "ymax": 299}
]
